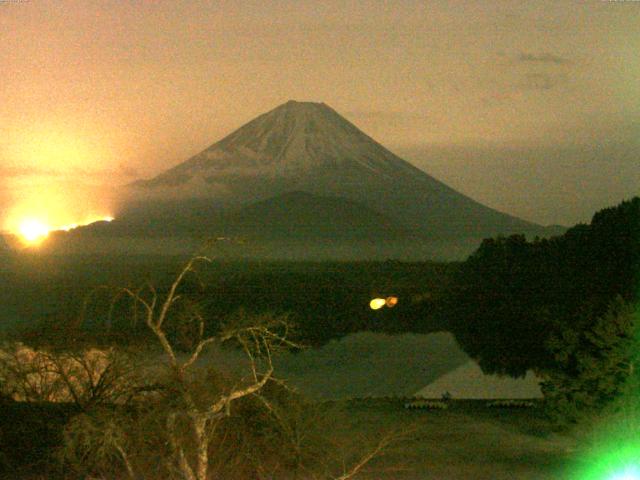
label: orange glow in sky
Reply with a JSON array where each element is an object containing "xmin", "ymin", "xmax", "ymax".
[
  {"xmin": 2, "ymin": 172, "xmax": 118, "ymax": 243},
  {"xmin": 0, "ymin": 1, "xmax": 637, "ymax": 227},
  {"xmin": 14, "ymin": 216, "xmax": 114, "ymax": 247},
  {"xmin": 18, "ymin": 219, "xmax": 50, "ymax": 244}
]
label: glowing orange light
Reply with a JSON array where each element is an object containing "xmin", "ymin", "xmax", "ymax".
[
  {"xmin": 18, "ymin": 219, "xmax": 50, "ymax": 244},
  {"xmin": 386, "ymin": 296, "xmax": 399, "ymax": 308},
  {"xmin": 59, "ymin": 223, "xmax": 79, "ymax": 232},
  {"xmin": 15, "ymin": 215, "xmax": 115, "ymax": 246}
]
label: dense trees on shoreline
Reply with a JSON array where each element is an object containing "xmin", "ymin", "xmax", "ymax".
[
  {"xmin": 448, "ymin": 197, "xmax": 639, "ymax": 377},
  {"xmin": 447, "ymin": 197, "xmax": 640, "ymax": 423}
]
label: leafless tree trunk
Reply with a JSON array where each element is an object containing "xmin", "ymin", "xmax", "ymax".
[{"xmin": 120, "ymin": 256, "xmax": 295, "ymax": 480}]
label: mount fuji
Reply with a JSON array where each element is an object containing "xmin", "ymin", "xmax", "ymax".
[{"xmin": 76, "ymin": 101, "xmax": 556, "ymax": 259}]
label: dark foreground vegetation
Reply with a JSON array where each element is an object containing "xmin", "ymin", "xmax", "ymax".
[
  {"xmin": 0, "ymin": 196, "xmax": 638, "ymax": 478},
  {"xmin": 1, "ymin": 397, "xmax": 577, "ymax": 480},
  {"xmin": 1, "ymin": 257, "xmax": 413, "ymax": 480}
]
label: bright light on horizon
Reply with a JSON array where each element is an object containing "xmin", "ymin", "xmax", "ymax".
[
  {"xmin": 18, "ymin": 219, "xmax": 50, "ymax": 244},
  {"xmin": 14, "ymin": 215, "xmax": 115, "ymax": 246}
]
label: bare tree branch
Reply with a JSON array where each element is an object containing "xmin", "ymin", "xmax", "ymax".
[
  {"xmin": 180, "ymin": 337, "xmax": 216, "ymax": 373},
  {"xmin": 156, "ymin": 256, "xmax": 211, "ymax": 330}
]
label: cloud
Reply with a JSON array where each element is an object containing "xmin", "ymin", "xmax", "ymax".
[
  {"xmin": 0, "ymin": 163, "xmax": 141, "ymax": 185},
  {"xmin": 516, "ymin": 52, "xmax": 572, "ymax": 65},
  {"xmin": 0, "ymin": 165, "xmax": 62, "ymax": 177},
  {"xmin": 519, "ymin": 72, "xmax": 562, "ymax": 91},
  {"xmin": 396, "ymin": 131, "xmax": 640, "ymax": 227}
]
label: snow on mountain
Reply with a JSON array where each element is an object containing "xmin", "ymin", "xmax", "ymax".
[
  {"xmin": 128, "ymin": 100, "xmax": 544, "ymax": 240},
  {"xmin": 142, "ymin": 101, "xmax": 418, "ymax": 184}
]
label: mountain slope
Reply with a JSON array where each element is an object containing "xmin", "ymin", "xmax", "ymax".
[
  {"xmin": 130, "ymin": 101, "xmax": 541, "ymax": 240},
  {"xmin": 76, "ymin": 191, "xmax": 410, "ymax": 240},
  {"xmin": 221, "ymin": 191, "xmax": 412, "ymax": 240},
  {"xmin": 139, "ymin": 100, "xmax": 421, "ymax": 185}
]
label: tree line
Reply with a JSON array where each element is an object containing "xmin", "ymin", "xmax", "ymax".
[{"xmin": 446, "ymin": 197, "xmax": 640, "ymax": 423}]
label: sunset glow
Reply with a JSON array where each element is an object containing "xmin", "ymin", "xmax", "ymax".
[
  {"xmin": 18, "ymin": 219, "xmax": 50, "ymax": 244},
  {"xmin": 14, "ymin": 216, "xmax": 114, "ymax": 246}
]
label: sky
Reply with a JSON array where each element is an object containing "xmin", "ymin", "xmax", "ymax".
[{"xmin": 1, "ymin": 0, "xmax": 638, "ymax": 229}]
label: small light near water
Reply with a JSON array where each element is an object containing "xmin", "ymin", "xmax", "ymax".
[
  {"xmin": 369, "ymin": 296, "xmax": 399, "ymax": 310},
  {"xmin": 386, "ymin": 296, "xmax": 398, "ymax": 308},
  {"xmin": 369, "ymin": 298, "xmax": 386, "ymax": 310}
]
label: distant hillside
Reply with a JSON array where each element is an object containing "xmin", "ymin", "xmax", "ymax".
[{"xmin": 220, "ymin": 191, "xmax": 412, "ymax": 241}]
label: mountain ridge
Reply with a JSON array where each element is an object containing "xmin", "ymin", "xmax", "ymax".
[
  {"xmin": 128, "ymin": 100, "xmax": 543, "ymax": 242},
  {"xmin": 134, "ymin": 101, "xmax": 421, "ymax": 186}
]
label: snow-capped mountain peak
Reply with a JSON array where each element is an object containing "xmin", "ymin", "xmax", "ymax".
[{"xmin": 145, "ymin": 100, "xmax": 417, "ymax": 185}]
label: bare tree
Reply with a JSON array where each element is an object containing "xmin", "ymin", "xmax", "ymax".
[
  {"xmin": 0, "ymin": 342, "xmax": 137, "ymax": 409},
  {"xmin": 249, "ymin": 392, "xmax": 409, "ymax": 480},
  {"xmin": 60, "ymin": 255, "xmax": 402, "ymax": 480},
  {"xmin": 108, "ymin": 256, "xmax": 295, "ymax": 480}
]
